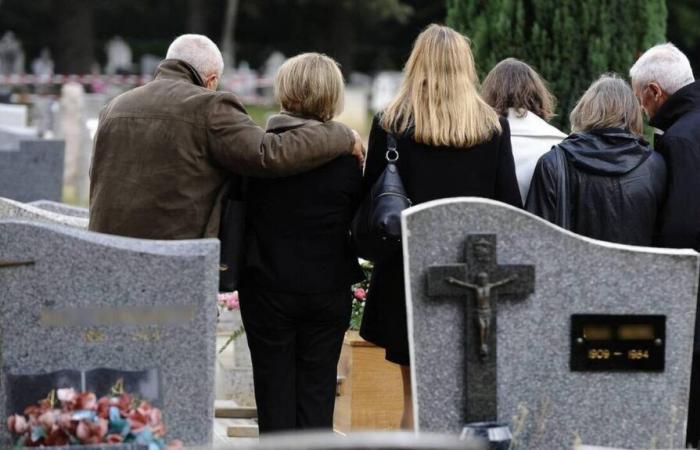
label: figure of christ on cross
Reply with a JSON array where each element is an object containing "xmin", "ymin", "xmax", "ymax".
[{"xmin": 445, "ymin": 272, "xmax": 515, "ymax": 360}]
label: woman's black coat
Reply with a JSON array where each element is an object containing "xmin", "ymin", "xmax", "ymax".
[
  {"xmin": 525, "ymin": 128, "xmax": 667, "ymax": 246},
  {"xmin": 242, "ymin": 113, "xmax": 365, "ymax": 293},
  {"xmin": 359, "ymin": 115, "xmax": 522, "ymax": 364}
]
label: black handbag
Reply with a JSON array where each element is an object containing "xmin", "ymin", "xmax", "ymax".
[
  {"xmin": 218, "ymin": 175, "xmax": 248, "ymax": 292},
  {"xmin": 351, "ymin": 133, "xmax": 412, "ymax": 261}
]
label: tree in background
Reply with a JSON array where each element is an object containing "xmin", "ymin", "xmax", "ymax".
[{"xmin": 447, "ymin": 0, "xmax": 667, "ymax": 130}]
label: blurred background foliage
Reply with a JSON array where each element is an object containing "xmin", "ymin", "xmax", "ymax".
[{"xmin": 0, "ymin": 0, "xmax": 697, "ymax": 129}]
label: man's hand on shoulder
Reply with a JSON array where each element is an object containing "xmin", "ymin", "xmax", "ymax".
[{"xmin": 351, "ymin": 129, "xmax": 366, "ymax": 169}]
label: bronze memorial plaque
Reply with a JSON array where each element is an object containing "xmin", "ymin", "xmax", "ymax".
[{"xmin": 570, "ymin": 314, "xmax": 665, "ymax": 371}]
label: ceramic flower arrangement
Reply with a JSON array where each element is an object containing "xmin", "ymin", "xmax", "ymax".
[
  {"xmin": 350, "ymin": 259, "xmax": 373, "ymax": 331},
  {"xmin": 7, "ymin": 381, "xmax": 182, "ymax": 450},
  {"xmin": 217, "ymin": 291, "xmax": 245, "ymax": 354}
]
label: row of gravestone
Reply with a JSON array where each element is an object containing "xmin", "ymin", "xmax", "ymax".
[{"xmin": 1, "ymin": 193, "xmax": 698, "ymax": 449}]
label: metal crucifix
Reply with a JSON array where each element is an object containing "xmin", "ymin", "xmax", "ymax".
[{"xmin": 426, "ymin": 234, "xmax": 535, "ymax": 423}]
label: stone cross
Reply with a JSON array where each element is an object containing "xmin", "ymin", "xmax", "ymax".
[{"xmin": 427, "ymin": 234, "xmax": 534, "ymax": 423}]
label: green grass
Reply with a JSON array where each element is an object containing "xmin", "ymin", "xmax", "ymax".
[{"xmin": 244, "ymin": 104, "xmax": 279, "ymax": 128}]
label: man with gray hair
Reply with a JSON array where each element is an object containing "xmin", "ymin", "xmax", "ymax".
[
  {"xmin": 631, "ymin": 42, "xmax": 700, "ymax": 446},
  {"xmin": 90, "ymin": 34, "xmax": 363, "ymax": 239}
]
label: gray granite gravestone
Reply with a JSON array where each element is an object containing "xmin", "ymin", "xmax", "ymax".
[
  {"xmin": 0, "ymin": 197, "xmax": 87, "ymax": 228},
  {"xmin": 0, "ymin": 220, "xmax": 219, "ymax": 447},
  {"xmin": 0, "ymin": 139, "xmax": 64, "ymax": 202},
  {"xmin": 29, "ymin": 199, "xmax": 89, "ymax": 218},
  {"xmin": 0, "ymin": 124, "xmax": 38, "ymax": 150},
  {"xmin": 404, "ymin": 198, "xmax": 699, "ymax": 450}
]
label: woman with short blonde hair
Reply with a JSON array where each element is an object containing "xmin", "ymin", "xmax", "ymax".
[
  {"xmin": 240, "ymin": 52, "xmax": 364, "ymax": 433},
  {"xmin": 526, "ymin": 74, "xmax": 666, "ymax": 245},
  {"xmin": 482, "ymin": 58, "xmax": 566, "ymax": 204},
  {"xmin": 275, "ymin": 52, "xmax": 344, "ymax": 122},
  {"xmin": 359, "ymin": 24, "xmax": 521, "ymax": 429}
]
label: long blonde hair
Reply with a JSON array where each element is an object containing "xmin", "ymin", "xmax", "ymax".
[{"xmin": 381, "ymin": 24, "xmax": 501, "ymax": 148}]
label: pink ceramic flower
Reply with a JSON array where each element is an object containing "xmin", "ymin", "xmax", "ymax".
[
  {"xmin": 218, "ymin": 291, "xmax": 240, "ymax": 311},
  {"xmin": 353, "ymin": 287, "xmax": 367, "ymax": 301},
  {"xmin": 7, "ymin": 414, "xmax": 28, "ymax": 434}
]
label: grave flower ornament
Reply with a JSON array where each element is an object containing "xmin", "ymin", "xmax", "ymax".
[
  {"xmin": 217, "ymin": 291, "xmax": 245, "ymax": 354},
  {"xmin": 7, "ymin": 383, "xmax": 183, "ymax": 449}
]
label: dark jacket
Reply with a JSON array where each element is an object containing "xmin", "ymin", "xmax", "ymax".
[
  {"xmin": 242, "ymin": 113, "xmax": 364, "ymax": 294},
  {"xmin": 89, "ymin": 59, "xmax": 354, "ymax": 239},
  {"xmin": 525, "ymin": 128, "xmax": 666, "ymax": 246},
  {"xmin": 359, "ymin": 115, "xmax": 521, "ymax": 362},
  {"xmin": 650, "ymin": 80, "xmax": 700, "ymax": 250}
]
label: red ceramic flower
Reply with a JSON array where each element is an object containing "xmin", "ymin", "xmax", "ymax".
[
  {"xmin": 75, "ymin": 418, "xmax": 108, "ymax": 444},
  {"xmin": 106, "ymin": 433, "xmax": 124, "ymax": 443},
  {"xmin": 75, "ymin": 392, "xmax": 97, "ymax": 411}
]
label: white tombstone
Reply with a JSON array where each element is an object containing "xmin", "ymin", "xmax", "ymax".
[
  {"xmin": 58, "ymin": 83, "xmax": 91, "ymax": 205},
  {"xmin": 263, "ymin": 51, "xmax": 286, "ymax": 79},
  {"xmin": 105, "ymin": 36, "xmax": 133, "ymax": 75},
  {"xmin": 0, "ymin": 103, "xmax": 28, "ymax": 128},
  {"xmin": 371, "ymin": 71, "xmax": 403, "ymax": 112},
  {"xmin": 235, "ymin": 61, "xmax": 258, "ymax": 98},
  {"xmin": 140, "ymin": 53, "xmax": 161, "ymax": 76},
  {"xmin": 30, "ymin": 47, "xmax": 54, "ymax": 77},
  {"xmin": 0, "ymin": 31, "xmax": 25, "ymax": 75}
]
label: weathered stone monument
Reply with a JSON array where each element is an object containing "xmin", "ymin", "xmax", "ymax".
[
  {"xmin": 404, "ymin": 198, "xmax": 699, "ymax": 450},
  {"xmin": 0, "ymin": 220, "xmax": 219, "ymax": 446},
  {"xmin": 0, "ymin": 139, "xmax": 64, "ymax": 202}
]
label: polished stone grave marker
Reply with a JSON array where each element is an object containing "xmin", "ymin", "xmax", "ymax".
[
  {"xmin": 0, "ymin": 197, "xmax": 87, "ymax": 228},
  {"xmin": 0, "ymin": 138, "xmax": 64, "ymax": 202},
  {"xmin": 0, "ymin": 220, "xmax": 219, "ymax": 447},
  {"xmin": 404, "ymin": 198, "xmax": 699, "ymax": 450},
  {"xmin": 29, "ymin": 199, "xmax": 89, "ymax": 218}
]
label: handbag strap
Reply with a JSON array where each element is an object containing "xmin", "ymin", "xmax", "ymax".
[
  {"xmin": 554, "ymin": 146, "xmax": 570, "ymax": 229},
  {"xmin": 386, "ymin": 133, "xmax": 399, "ymax": 162}
]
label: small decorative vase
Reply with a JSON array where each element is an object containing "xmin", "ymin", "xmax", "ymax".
[{"xmin": 460, "ymin": 421, "xmax": 512, "ymax": 450}]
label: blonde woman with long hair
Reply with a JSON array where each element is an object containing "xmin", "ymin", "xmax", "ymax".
[{"xmin": 359, "ymin": 24, "xmax": 521, "ymax": 429}]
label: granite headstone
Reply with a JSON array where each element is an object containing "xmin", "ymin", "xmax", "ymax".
[
  {"xmin": 0, "ymin": 220, "xmax": 219, "ymax": 446},
  {"xmin": 404, "ymin": 198, "xmax": 699, "ymax": 450},
  {"xmin": 0, "ymin": 139, "xmax": 64, "ymax": 202},
  {"xmin": 0, "ymin": 103, "xmax": 28, "ymax": 128},
  {"xmin": 0, "ymin": 124, "xmax": 38, "ymax": 150},
  {"xmin": 29, "ymin": 199, "xmax": 89, "ymax": 218},
  {"xmin": 0, "ymin": 197, "xmax": 86, "ymax": 228}
]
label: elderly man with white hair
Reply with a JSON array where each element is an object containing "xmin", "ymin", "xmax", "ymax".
[
  {"xmin": 89, "ymin": 34, "xmax": 363, "ymax": 240},
  {"xmin": 631, "ymin": 42, "xmax": 700, "ymax": 446},
  {"xmin": 630, "ymin": 43, "xmax": 698, "ymax": 249}
]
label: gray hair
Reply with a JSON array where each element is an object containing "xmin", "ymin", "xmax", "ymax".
[
  {"xmin": 166, "ymin": 34, "xmax": 224, "ymax": 79},
  {"xmin": 629, "ymin": 43, "xmax": 694, "ymax": 95},
  {"xmin": 570, "ymin": 74, "xmax": 644, "ymax": 136}
]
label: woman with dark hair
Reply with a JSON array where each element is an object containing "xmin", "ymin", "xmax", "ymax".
[
  {"xmin": 482, "ymin": 58, "xmax": 566, "ymax": 203},
  {"xmin": 525, "ymin": 74, "xmax": 666, "ymax": 245}
]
